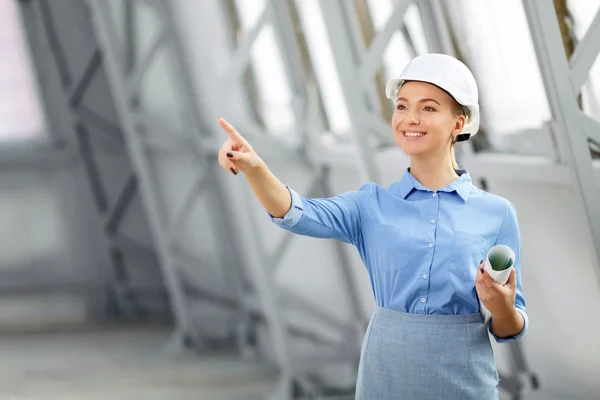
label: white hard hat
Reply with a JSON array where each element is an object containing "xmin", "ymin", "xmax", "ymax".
[{"xmin": 385, "ymin": 53, "xmax": 480, "ymax": 142}]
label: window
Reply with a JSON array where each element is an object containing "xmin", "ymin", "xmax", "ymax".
[
  {"xmin": 366, "ymin": 0, "xmax": 429, "ymax": 81},
  {"xmin": 0, "ymin": 0, "xmax": 47, "ymax": 142},
  {"xmin": 234, "ymin": 0, "xmax": 296, "ymax": 136},
  {"xmin": 445, "ymin": 0, "xmax": 551, "ymax": 137},
  {"xmin": 294, "ymin": 0, "xmax": 351, "ymax": 135},
  {"xmin": 568, "ymin": 0, "xmax": 600, "ymax": 123}
]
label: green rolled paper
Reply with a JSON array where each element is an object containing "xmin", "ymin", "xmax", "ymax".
[{"xmin": 488, "ymin": 251, "xmax": 513, "ymax": 271}]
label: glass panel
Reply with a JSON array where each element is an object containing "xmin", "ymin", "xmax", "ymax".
[
  {"xmin": 568, "ymin": 0, "xmax": 600, "ymax": 126},
  {"xmin": 0, "ymin": 0, "xmax": 47, "ymax": 142},
  {"xmin": 294, "ymin": 0, "xmax": 351, "ymax": 135},
  {"xmin": 568, "ymin": 0, "xmax": 600, "ymax": 37},
  {"xmin": 234, "ymin": 0, "xmax": 267, "ymax": 29},
  {"xmin": 445, "ymin": 0, "xmax": 551, "ymax": 137},
  {"xmin": 249, "ymin": 25, "xmax": 295, "ymax": 135},
  {"xmin": 366, "ymin": 0, "xmax": 428, "ymax": 81},
  {"xmin": 234, "ymin": 0, "xmax": 295, "ymax": 136}
]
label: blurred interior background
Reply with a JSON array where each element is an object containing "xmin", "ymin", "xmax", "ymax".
[{"xmin": 0, "ymin": 0, "xmax": 599, "ymax": 398}]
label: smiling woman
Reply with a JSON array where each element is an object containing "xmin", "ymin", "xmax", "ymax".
[{"xmin": 216, "ymin": 53, "xmax": 528, "ymax": 399}]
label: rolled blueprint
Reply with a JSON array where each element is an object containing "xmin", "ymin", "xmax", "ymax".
[{"xmin": 484, "ymin": 245, "xmax": 515, "ymax": 285}]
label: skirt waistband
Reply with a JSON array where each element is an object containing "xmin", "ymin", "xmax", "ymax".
[{"xmin": 374, "ymin": 306, "xmax": 484, "ymax": 325}]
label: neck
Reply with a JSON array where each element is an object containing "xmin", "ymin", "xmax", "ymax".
[{"xmin": 409, "ymin": 153, "xmax": 459, "ymax": 191}]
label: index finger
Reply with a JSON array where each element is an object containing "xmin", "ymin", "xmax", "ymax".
[{"xmin": 217, "ymin": 118, "xmax": 246, "ymax": 144}]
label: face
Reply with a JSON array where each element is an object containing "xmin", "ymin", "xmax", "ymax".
[{"xmin": 391, "ymin": 81, "xmax": 465, "ymax": 159}]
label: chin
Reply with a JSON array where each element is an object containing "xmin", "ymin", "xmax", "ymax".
[
  {"xmin": 401, "ymin": 149, "xmax": 420, "ymax": 157},
  {"xmin": 397, "ymin": 142, "xmax": 429, "ymax": 157}
]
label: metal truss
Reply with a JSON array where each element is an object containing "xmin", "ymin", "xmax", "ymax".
[
  {"xmin": 522, "ymin": 0, "xmax": 600, "ymax": 284},
  {"xmin": 82, "ymin": 0, "xmax": 366, "ymax": 398},
  {"xmin": 18, "ymin": 0, "xmax": 170, "ymax": 319},
  {"xmin": 21, "ymin": 0, "xmax": 599, "ymax": 398},
  {"xmin": 82, "ymin": 0, "xmax": 251, "ymax": 351},
  {"xmin": 20, "ymin": 0, "xmax": 255, "ymax": 349}
]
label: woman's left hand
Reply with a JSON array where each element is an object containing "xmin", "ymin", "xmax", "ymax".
[{"xmin": 475, "ymin": 261, "xmax": 517, "ymax": 317}]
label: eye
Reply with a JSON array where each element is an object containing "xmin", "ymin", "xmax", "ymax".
[
  {"xmin": 396, "ymin": 104, "xmax": 407, "ymax": 111},
  {"xmin": 423, "ymin": 106, "xmax": 437, "ymax": 112}
]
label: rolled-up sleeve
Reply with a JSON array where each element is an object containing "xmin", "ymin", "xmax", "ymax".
[
  {"xmin": 270, "ymin": 186, "xmax": 305, "ymax": 228},
  {"xmin": 488, "ymin": 202, "xmax": 529, "ymax": 343},
  {"xmin": 268, "ymin": 183, "xmax": 374, "ymax": 246}
]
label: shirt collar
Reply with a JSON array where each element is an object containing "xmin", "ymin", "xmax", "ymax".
[{"xmin": 392, "ymin": 168, "xmax": 472, "ymax": 202}]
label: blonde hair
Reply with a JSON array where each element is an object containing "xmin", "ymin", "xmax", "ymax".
[
  {"xmin": 450, "ymin": 100, "xmax": 464, "ymax": 170},
  {"xmin": 451, "ymin": 143, "xmax": 459, "ymax": 170}
]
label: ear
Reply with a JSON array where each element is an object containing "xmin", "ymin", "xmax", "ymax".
[{"xmin": 453, "ymin": 115, "xmax": 466, "ymax": 135}]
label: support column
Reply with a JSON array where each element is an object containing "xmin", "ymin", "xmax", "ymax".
[{"xmin": 523, "ymin": 0, "xmax": 600, "ymax": 284}]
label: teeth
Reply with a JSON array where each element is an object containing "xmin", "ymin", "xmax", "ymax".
[{"xmin": 405, "ymin": 132, "xmax": 425, "ymax": 137}]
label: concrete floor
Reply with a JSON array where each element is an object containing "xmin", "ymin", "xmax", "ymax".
[
  {"xmin": 0, "ymin": 326, "xmax": 277, "ymax": 399},
  {"xmin": 0, "ymin": 325, "xmax": 568, "ymax": 400}
]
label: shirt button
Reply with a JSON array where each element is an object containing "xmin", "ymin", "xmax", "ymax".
[
  {"xmin": 431, "ymin": 219, "xmax": 435, "ymax": 224},
  {"xmin": 423, "ymin": 274, "xmax": 428, "ymax": 279},
  {"xmin": 432, "ymin": 193, "xmax": 437, "ymax": 197},
  {"xmin": 421, "ymin": 298, "xmax": 426, "ymax": 303},
  {"xmin": 428, "ymin": 243, "xmax": 433, "ymax": 248}
]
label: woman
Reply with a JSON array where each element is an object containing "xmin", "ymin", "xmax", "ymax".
[{"xmin": 217, "ymin": 53, "xmax": 527, "ymax": 399}]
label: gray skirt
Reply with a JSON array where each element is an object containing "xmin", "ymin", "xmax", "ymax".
[{"xmin": 356, "ymin": 306, "xmax": 499, "ymax": 399}]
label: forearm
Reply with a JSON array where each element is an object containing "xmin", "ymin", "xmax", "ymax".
[
  {"xmin": 245, "ymin": 164, "xmax": 292, "ymax": 218},
  {"xmin": 490, "ymin": 306, "xmax": 524, "ymax": 339}
]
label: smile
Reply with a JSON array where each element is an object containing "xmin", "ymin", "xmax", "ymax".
[{"xmin": 403, "ymin": 131, "xmax": 427, "ymax": 138}]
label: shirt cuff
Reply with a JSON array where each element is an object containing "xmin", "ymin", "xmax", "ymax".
[
  {"xmin": 268, "ymin": 186, "xmax": 304, "ymax": 228},
  {"xmin": 487, "ymin": 307, "xmax": 528, "ymax": 343}
]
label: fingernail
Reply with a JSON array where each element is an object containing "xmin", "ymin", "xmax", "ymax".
[
  {"xmin": 480, "ymin": 267, "xmax": 484, "ymax": 274},
  {"xmin": 230, "ymin": 168, "xmax": 237, "ymax": 175},
  {"xmin": 480, "ymin": 260, "xmax": 484, "ymax": 264},
  {"xmin": 226, "ymin": 152, "xmax": 233, "ymax": 158}
]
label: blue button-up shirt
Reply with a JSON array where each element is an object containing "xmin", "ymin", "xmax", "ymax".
[{"xmin": 270, "ymin": 168, "xmax": 528, "ymax": 342}]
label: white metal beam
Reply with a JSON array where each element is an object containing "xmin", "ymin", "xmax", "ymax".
[
  {"xmin": 523, "ymin": 0, "xmax": 600, "ymax": 284},
  {"xmin": 227, "ymin": 6, "xmax": 271, "ymax": 80},
  {"xmin": 358, "ymin": 0, "xmax": 412, "ymax": 87},
  {"xmin": 318, "ymin": 0, "xmax": 385, "ymax": 183},
  {"xmin": 569, "ymin": 8, "xmax": 600, "ymax": 91},
  {"xmin": 87, "ymin": 0, "xmax": 196, "ymax": 339}
]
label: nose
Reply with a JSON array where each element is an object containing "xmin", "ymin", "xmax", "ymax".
[{"xmin": 405, "ymin": 109, "xmax": 420, "ymax": 125}]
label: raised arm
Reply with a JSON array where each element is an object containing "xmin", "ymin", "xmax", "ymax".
[
  {"xmin": 217, "ymin": 118, "xmax": 291, "ymax": 218},
  {"xmin": 216, "ymin": 118, "xmax": 372, "ymax": 246}
]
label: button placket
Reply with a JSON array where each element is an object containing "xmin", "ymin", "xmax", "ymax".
[{"xmin": 425, "ymin": 192, "xmax": 440, "ymax": 294}]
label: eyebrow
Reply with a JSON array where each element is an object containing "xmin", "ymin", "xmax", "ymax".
[{"xmin": 396, "ymin": 97, "xmax": 441, "ymax": 105}]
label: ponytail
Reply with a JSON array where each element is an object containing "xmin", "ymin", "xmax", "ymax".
[
  {"xmin": 449, "ymin": 99, "xmax": 464, "ymax": 171},
  {"xmin": 450, "ymin": 142, "xmax": 459, "ymax": 170}
]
